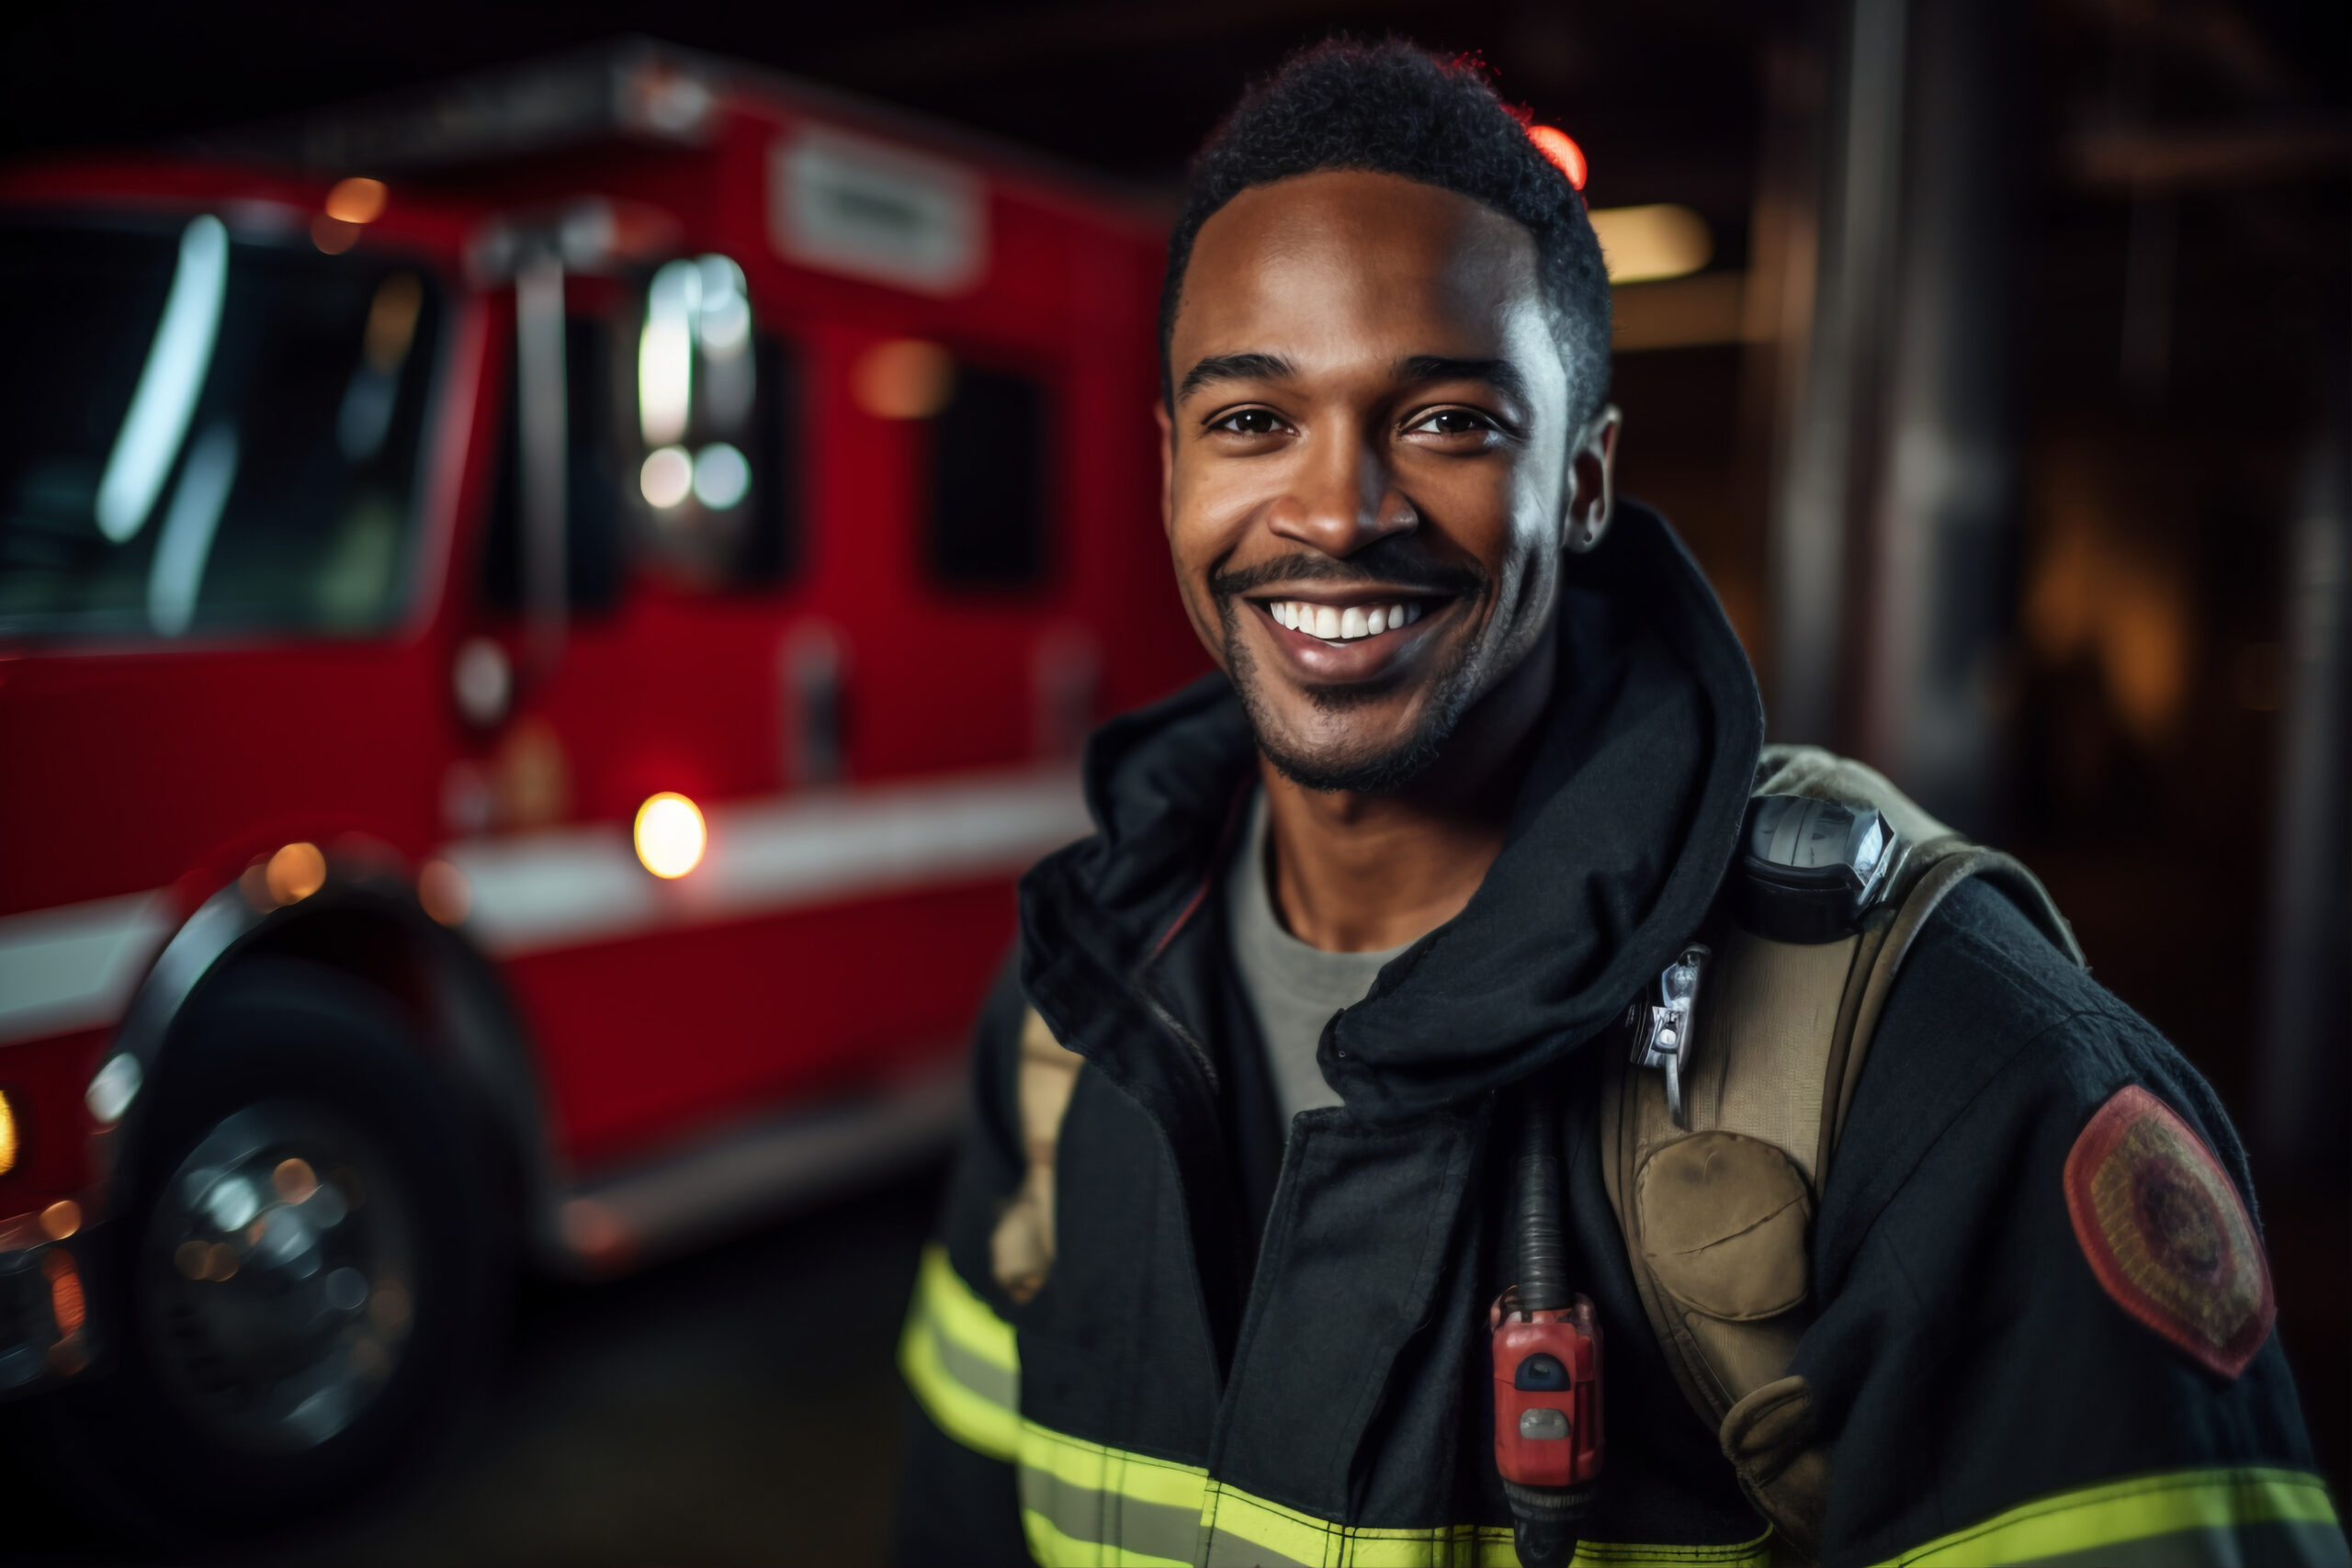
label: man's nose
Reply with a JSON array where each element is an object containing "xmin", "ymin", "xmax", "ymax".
[{"xmin": 1266, "ymin": 431, "xmax": 1415, "ymax": 558}]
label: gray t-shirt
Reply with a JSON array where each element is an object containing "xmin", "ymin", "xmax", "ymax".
[{"xmin": 1226, "ymin": 790, "xmax": 1412, "ymax": 1123}]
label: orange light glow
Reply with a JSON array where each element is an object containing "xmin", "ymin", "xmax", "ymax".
[
  {"xmin": 266, "ymin": 841, "xmax": 327, "ymax": 904},
  {"xmin": 43, "ymin": 1250, "xmax": 85, "ymax": 1337},
  {"xmin": 560, "ymin": 1198, "xmax": 632, "ymax": 1268},
  {"xmin": 311, "ymin": 213, "xmax": 360, "ymax": 255},
  {"xmin": 363, "ymin": 272, "xmax": 424, "ymax": 371},
  {"xmin": 1529, "ymin": 125, "xmax": 1588, "ymax": 191},
  {"xmin": 273, "ymin": 1158, "xmax": 319, "ymax": 1206},
  {"xmin": 0, "ymin": 1089, "xmax": 15, "ymax": 1178},
  {"xmin": 852, "ymin": 339, "xmax": 955, "ymax": 420},
  {"xmin": 633, "ymin": 793, "xmax": 707, "ymax": 879},
  {"xmin": 419, "ymin": 859, "xmax": 472, "ymax": 926},
  {"xmin": 324, "ymin": 176, "xmax": 389, "ymax": 225},
  {"xmin": 40, "ymin": 1201, "xmax": 79, "ymax": 1242}
]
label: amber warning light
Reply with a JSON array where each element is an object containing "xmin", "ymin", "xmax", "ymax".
[{"xmin": 634, "ymin": 793, "xmax": 707, "ymax": 879}]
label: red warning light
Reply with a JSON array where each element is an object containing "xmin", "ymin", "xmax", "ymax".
[{"xmin": 1529, "ymin": 125, "xmax": 1588, "ymax": 191}]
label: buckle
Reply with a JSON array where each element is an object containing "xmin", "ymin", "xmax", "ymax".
[{"xmin": 1626, "ymin": 944, "xmax": 1709, "ymax": 1128}]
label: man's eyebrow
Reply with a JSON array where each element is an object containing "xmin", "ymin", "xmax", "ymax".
[
  {"xmin": 1177, "ymin": 352, "xmax": 1296, "ymax": 400},
  {"xmin": 1397, "ymin": 355, "xmax": 1529, "ymax": 403}
]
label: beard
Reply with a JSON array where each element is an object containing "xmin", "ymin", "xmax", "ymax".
[{"xmin": 1211, "ymin": 547, "xmax": 1494, "ymax": 795}]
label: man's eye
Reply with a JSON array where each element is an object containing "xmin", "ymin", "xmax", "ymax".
[
  {"xmin": 1213, "ymin": 409, "xmax": 1285, "ymax": 435},
  {"xmin": 1410, "ymin": 409, "xmax": 1495, "ymax": 436}
]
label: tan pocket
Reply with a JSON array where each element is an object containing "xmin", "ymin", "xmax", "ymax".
[{"xmin": 1634, "ymin": 1131, "xmax": 1813, "ymax": 1322}]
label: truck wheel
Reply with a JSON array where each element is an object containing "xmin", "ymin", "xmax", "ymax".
[{"xmin": 36, "ymin": 956, "xmax": 506, "ymax": 1541}]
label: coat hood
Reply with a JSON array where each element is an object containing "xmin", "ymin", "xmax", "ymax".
[{"xmin": 1019, "ymin": 499, "xmax": 1764, "ymax": 1125}]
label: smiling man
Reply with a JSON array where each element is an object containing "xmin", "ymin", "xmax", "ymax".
[{"xmin": 893, "ymin": 39, "xmax": 2341, "ymax": 1568}]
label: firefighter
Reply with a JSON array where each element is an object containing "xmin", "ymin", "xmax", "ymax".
[{"xmin": 892, "ymin": 39, "xmax": 2345, "ymax": 1568}]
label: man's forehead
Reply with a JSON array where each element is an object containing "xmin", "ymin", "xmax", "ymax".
[{"xmin": 1175, "ymin": 170, "xmax": 1552, "ymax": 370}]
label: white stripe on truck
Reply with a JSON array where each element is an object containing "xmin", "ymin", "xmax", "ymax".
[
  {"xmin": 0, "ymin": 765, "xmax": 1091, "ymax": 1046},
  {"xmin": 441, "ymin": 762, "xmax": 1090, "ymax": 957},
  {"xmin": 0, "ymin": 891, "xmax": 175, "ymax": 1046}
]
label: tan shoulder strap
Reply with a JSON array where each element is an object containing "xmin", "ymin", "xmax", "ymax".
[
  {"xmin": 1599, "ymin": 754, "xmax": 2081, "ymax": 1562},
  {"xmin": 989, "ymin": 1008, "xmax": 1083, "ymax": 1303}
]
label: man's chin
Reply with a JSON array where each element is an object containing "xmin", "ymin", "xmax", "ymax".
[{"xmin": 1250, "ymin": 707, "xmax": 1444, "ymax": 795}]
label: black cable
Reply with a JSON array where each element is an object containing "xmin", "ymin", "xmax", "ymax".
[{"xmin": 1514, "ymin": 1077, "xmax": 1566, "ymax": 1314}]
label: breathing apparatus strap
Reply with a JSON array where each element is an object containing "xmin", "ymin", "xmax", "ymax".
[{"xmin": 1598, "ymin": 747, "xmax": 2081, "ymax": 1563}]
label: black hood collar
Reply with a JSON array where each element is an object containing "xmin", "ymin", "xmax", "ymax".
[{"xmin": 1019, "ymin": 500, "xmax": 1764, "ymax": 1125}]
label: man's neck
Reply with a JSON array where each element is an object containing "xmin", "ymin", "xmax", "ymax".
[{"xmin": 1261, "ymin": 625, "xmax": 1555, "ymax": 953}]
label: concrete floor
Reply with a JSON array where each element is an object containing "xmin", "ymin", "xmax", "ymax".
[{"xmin": 9, "ymin": 1166, "xmax": 944, "ymax": 1568}]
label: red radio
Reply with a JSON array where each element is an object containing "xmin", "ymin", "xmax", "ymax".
[{"xmin": 1490, "ymin": 1290, "xmax": 1603, "ymax": 1490}]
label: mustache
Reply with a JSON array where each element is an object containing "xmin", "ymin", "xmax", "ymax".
[{"xmin": 1209, "ymin": 548, "xmax": 1487, "ymax": 604}]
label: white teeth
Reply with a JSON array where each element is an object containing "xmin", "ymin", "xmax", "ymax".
[{"xmin": 1269, "ymin": 599, "xmax": 1427, "ymax": 640}]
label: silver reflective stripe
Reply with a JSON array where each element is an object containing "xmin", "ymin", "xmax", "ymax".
[
  {"xmin": 447, "ymin": 763, "xmax": 1089, "ymax": 956},
  {"xmin": 1202, "ymin": 1525, "xmax": 1316, "ymax": 1568},
  {"xmin": 0, "ymin": 891, "xmax": 172, "ymax": 1045},
  {"xmin": 1020, "ymin": 1461, "xmax": 1206, "ymax": 1566},
  {"xmin": 931, "ymin": 1316, "xmax": 1016, "ymax": 1414},
  {"xmin": 1988, "ymin": 1519, "xmax": 2352, "ymax": 1568}
]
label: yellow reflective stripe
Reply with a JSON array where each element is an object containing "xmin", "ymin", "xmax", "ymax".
[
  {"xmin": 1200, "ymin": 1481, "xmax": 1559, "ymax": 1566},
  {"xmin": 1874, "ymin": 1467, "xmax": 2342, "ymax": 1566},
  {"xmin": 915, "ymin": 1242, "xmax": 1017, "ymax": 1371},
  {"xmin": 899, "ymin": 1244, "xmax": 1020, "ymax": 1462},
  {"xmin": 1014, "ymin": 1416, "xmax": 1775, "ymax": 1568},
  {"xmin": 1022, "ymin": 1418, "xmax": 1213, "ymax": 1510}
]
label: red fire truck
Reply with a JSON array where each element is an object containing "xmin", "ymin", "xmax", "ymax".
[{"xmin": 0, "ymin": 40, "xmax": 1196, "ymax": 1522}]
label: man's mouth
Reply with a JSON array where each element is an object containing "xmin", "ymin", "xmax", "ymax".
[{"xmin": 1258, "ymin": 597, "xmax": 1428, "ymax": 642}]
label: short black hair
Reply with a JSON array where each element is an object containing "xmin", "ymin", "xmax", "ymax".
[{"xmin": 1160, "ymin": 38, "xmax": 1611, "ymax": 427}]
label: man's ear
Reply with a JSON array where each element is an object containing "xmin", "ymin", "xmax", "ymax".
[
  {"xmin": 1563, "ymin": 403, "xmax": 1623, "ymax": 555},
  {"xmin": 1155, "ymin": 400, "xmax": 1176, "ymax": 536}
]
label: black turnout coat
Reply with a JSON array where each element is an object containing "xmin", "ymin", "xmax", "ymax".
[{"xmin": 892, "ymin": 503, "xmax": 2339, "ymax": 1568}]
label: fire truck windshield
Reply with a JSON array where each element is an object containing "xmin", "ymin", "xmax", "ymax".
[{"xmin": 0, "ymin": 212, "xmax": 442, "ymax": 642}]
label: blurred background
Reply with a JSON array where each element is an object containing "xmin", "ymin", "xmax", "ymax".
[{"xmin": 0, "ymin": 1, "xmax": 2342, "ymax": 1562}]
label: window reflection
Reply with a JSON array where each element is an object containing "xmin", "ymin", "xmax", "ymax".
[
  {"xmin": 0, "ymin": 216, "xmax": 441, "ymax": 640},
  {"xmin": 626, "ymin": 253, "xmax": 793, "ymax": 589}
]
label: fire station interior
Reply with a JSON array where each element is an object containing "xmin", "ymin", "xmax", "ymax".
[{"xmin": 0, "ymin": 0, "xmax": 2343, "ymax": 1560}]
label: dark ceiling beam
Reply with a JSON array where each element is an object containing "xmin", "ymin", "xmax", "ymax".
[
  {"xmin": 808, "ymin": 0, "xmax": 1433, "ymax": 89},
  {"xmin": 2067, "ymin": 118, "xmax": 2352, "ymax": 190}
]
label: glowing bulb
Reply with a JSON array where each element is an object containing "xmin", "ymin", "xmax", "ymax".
[
  {"xmin": 693, "ymin": 443, "xmax": 750, "ymax": 510},
  {"xmin": 633, "ymin": 792, "xmax": 706, "ymax": 878},
  {"xmin": 640, "ymin": 446, "xmax": 693, "ymax": 508},
  {"xmin": 852, "ymin": 339, "xmax": 954, "ymax": 420},
  {"xmin": 1587, "ymin": 204, "xmax": 1713, "ymax": 285},
  {"xmin": 40, "ymin": 1200, "xmax": 80, "ymax": 1241},
  {"xmin": 266, "ymin": 841, "xmax": 326, "ymax": 904},
  {"xmin": 0, "ymin": 1089, "xmax": 15, "ymax": 1177},
  {"xmin": 639, "ymin": 258, "xmax": 698, "ymax": 446},
  {"xmin": 324, "ymin": 177, "xmax": 389, "ymax": 225}
]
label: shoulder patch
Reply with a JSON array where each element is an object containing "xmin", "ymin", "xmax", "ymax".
[{"xmin": 2063, "ymin": 1085, "xmax": 2275, "ymax": 1379}]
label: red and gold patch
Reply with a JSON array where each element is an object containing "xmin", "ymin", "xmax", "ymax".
[{"xmin": 2064, "ymin": 1085, "xmax": 2274, "ymax": 1379}]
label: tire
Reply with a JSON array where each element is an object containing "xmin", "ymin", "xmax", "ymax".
[{"xmin": 29, "ymin": 956, "xmax": 508, "ymax": 1543}]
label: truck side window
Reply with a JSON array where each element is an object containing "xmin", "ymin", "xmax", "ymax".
[
  {"xmin": 481, "ymin": 316, "xmax": 623, "ymax": 615},
  {"xmin": 628, "ymin": 255, "xmax": 799, "ymax": 592},
  {"xmin": 926, "ymin": 363, "xmax": 1049, "ymax": 590}
]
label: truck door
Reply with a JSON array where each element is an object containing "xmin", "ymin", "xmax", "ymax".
[{"xmin": 452, "ymin": 248, "xmax": 820, "ymax": 1169}]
